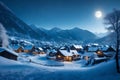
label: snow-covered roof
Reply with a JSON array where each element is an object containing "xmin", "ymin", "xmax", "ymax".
[
  {"xmin": 24, "ymin": 45, "xmax": 34, "ymax": 50},
  {"xmin": 82, "ymin": 52, "xmax": 95, "ymax": 56},
  {"xmin": 70, "ymin": 50, "xmax": 79, "ymax": 55},
  {"xmin": 91, "ymin": 43, "xmax": 99, "ymax": 47},
  {"xmin": 73, "ymin": 45, "xmax": 83, "ymax": 49},
  {"xmin": 38, "ymin": 47, "xmax": 43, "ymax": 51},
  {"xmin": 60, "ymin": 46, "xmax": 66, "ymax": 50},
  {"xmin": 9, "ymin": 45, "xmax": 22, "ymax": 50},
  {"xmin": 51, "ymin": 49, "xmax": 57, "ymax": 53},
  {"xmin": 100, "ymin": 47, "xmax": 109, "ymax": 51},
  {"xmin": 104, "ymin": 52, "xmax": 115, "ymax": 55},
  {"xmin": 20, "ymin": 40, "xmax": 34, "ymax": 45},
  {"xmin": 59, "ymin": 50, "xmax": 79, "ymax": 56},
  {"xmin": 0, "ymin": 47, "xmax": 18, "ymax": 56},
  {"xmin": 88, "ymin": 47, "xmax": 98, "ymax": 52},
  {"xmin": 59, "ymin": 50, "xmax": 73, "ymax": 56}
]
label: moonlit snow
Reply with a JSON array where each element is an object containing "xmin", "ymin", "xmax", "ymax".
[{"xmin": 0, "ymin": 56, "xmax": 120, "ymax": 80}]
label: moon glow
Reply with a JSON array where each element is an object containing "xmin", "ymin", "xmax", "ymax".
[{"xmin": 95, "ymin": 11, "xmax": 102, "ymax": 18}]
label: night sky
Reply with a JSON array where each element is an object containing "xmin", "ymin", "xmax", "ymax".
[{"xmin": 0, "ymin": 0, "xmax": 120, "ymax": 33}]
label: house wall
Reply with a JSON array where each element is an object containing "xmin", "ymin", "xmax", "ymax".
[
  {"xmin": 106, "ymin": 47, "xmax": 115, "ymax": 52},
  {"xmin": 71, "ymin": 46, "xmax": 76, "ymax": 50},
  {"xmin": 64, "ymin": 56, "xmax": 73, "ymax": 61},
  {"xmin": 56, "ymin": 51, "xmax": 73, "ymax": 61},
  {"xmin": 32, "ymin": 51, "xmax": 39, "ymax": 55},
  {"xmin": 15, "ymin": 47, "xmax": 23, "ymax": 53},
  {"xmin": 32, "ymin": 51, "xmax": 45, "ymax": 55},
  {"xmin": 24, "ymin": 50, "xmax": 30, "ymax": 53},
  {"xmin": 23, "ymin": 46, "xmax": 35, "ymax": 53},
  {"xmin": 73, "ymin": 55, "xmax": 80, "ymax": 60},
  {"xmin": 0, "ymin": 51, "xmax": 17, "ymax": 60},
  {"xmin": 96, "ymin": 50, "xmax": 104, "ymax": 57}
]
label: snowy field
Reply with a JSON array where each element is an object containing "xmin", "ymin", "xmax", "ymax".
[
  {"xmin": 28, "ymin": 54, "xmax": 64, "ymax": 66},
  {"xmin": 0, "ymin": 56, "xmax": 120, "ymax": 80}
]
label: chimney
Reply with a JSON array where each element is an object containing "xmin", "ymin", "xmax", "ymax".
[{"xmin": 67, "ymin": 46, "xmax": 70, "ymax": 52}]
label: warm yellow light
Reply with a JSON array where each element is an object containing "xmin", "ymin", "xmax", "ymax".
[
  {"xmin": 58, "ymin": 55, "xmax": 61, "ymax": 58},
  {"xmin": 85, "ymin": 56, "xmax": 89, "ymax": 60}
]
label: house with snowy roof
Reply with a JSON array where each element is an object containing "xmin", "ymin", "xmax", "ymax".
[
  {"xmin": 32, "ymin": 47, "xmax": 45, "ymax": 55},
  {"xmin": 60, "ymin": 45, "xmax": 69, "ymax": 50},
  {"xmin": 95, "ymin": 46, "xmax": 115, "ymax": 58},
  {"xmin": 87, "ymin": 46, "xmax": 99, "ymax": 52},
  {"xmin": 81, "ymin": 52, "xmax": 109, "ymax": 65},
  {"xmin": 95, "ymin": 50, "xmax": 105, "ymax": 57},
  {"xmin": 46, "ymin": 49, "xmax": 57, "ymax": 60},
  {"xmin": 0, "ymin": 47, "xmax": 18, "ymax": 60},
  {"xmin": 23, "ymin": 45, "xmax": 35, "ymax": 53},
  {"xmin": 71, "ymin": 50, "xmax": 81, "ymax": 60},
  {"xmin": 71, "ymin": 44, "xmax": 83, "ymax": 53},
  {"xmin": 101, "ymin": 46, "xmax": 115, "ymax": 52},
  {"xmin": 80, "ymin": 52, "xmax": 95, "ymax": 60},
  {"xmin": 9, "ymin": 44, "xmax": 24, "ymax": 53},
  {"xmin": 56, "ymin": 49, "xmax": 80, "ymax": 61},
  {"xmin": 60, "ymin": 46, "xmax": 66, "ymax": 50}
]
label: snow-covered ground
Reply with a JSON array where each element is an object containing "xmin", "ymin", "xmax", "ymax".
[
  {"xmin": 29, "ymin": 54, "xmax": 64, "ymax": 66},
  {"xmin": 0, "ymin": 55, "xmax": 120, "ymax": 80}
]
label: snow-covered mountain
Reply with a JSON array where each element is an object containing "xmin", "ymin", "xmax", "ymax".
[
  {"xmin": 95, "ymin": 32, "xmax": 116, "ymax": 45},
  {"xmin": 95, "ymin": 32, "xmax": 110, "ymax": 38},
  {"xmin": 0, "ymin": 2, "xmax": 97, "ymax": 43},
  {"xmin": 38, "ymin": 27, "xmax": 97, "ymax": 42},
  {"xmin": 30, "ymin": 25, "xmax": 97, "ymax": 42},
  {"xmin": 29, "ymin": 24, "xmax": 50, "ymax": 40},
  {"xmin": 0, "ymin": 2, "xmax": 46, "ymax": 40}
]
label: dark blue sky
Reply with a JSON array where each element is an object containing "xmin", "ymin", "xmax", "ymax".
[{"xmin": 0, "ymin": 0, "xmax": 120, "ymax": 33}]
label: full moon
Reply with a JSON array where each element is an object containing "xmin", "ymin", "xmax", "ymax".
[{"xmin": 95, "ymin": 11, "xmax": 102, "ymax": 18}]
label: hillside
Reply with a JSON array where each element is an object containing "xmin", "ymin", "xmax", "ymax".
[
  {"xmin": 0, "ymin": 56, "xmax": 120, "ymax": 80},
  {"xmin": 0, "ymin": 2, "xmax": 46, "ymax": 40},
  {"xmin": 0, "ymin": 1, "xmax": 97, "ymax": 43}
]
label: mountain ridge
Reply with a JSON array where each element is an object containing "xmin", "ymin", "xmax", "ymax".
[
  {"xmin": 0, "ymin": 1, "xmax": 47, "ymax": 40},
  {"xmin": 0, "ymin": 1, "xmax": 97, "ymax": 43}
]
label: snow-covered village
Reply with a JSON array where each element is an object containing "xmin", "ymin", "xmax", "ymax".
[{"xmin": 0, "ymin": 0, "xmax": 120, "ymax": 80}]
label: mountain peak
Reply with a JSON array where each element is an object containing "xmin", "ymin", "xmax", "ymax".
[
  {"xmin": 72, "ymin": 27, "xmax": 81, "ymax": 30},
  {"xmin": 50, "ymin": 27, "xmax": 62, "ymax": 31},
  {"xmin": 30, "ymin": 24, "xmax": 36, "ymax": 27}
]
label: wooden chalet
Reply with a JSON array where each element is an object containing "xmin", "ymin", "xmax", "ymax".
[
  {"xmin": 81, "ymin": 52, "xmax": 108, "ymax": 65},
  {"xmin": 71, "ymin": 45, "xmax": 83, "ymax": 52},
  {"xmin": 0, "ymin": 47, "xmax": 18, "ymax": 60},
  {"xmin": 10, "ymin": 45, "xmax": 24, "ymax": 53},
  {"xmin": 81, "ymin": 52, "xmax": 95, "ymax": 60},
  {"xmin": 105, "ymin": 46, "xmax": 115, "ymax": 52},
  {"xmin": 95, "ymin": 49, "xmax": 114, "ymax": 58},
  {"xmin": 56, "ymin": 50, "xmax": 80, "ymax": 61},
  {"xmin": 47, "ymin": 49, "xmax": 57, "ymax": 60},
  {"xmin": 96, "ymin": 46, "xmax": 116, "ymax": 58},
  {"xmin": 32, "ymin": 47, "xmax": 45, "ymax": 55},
  {"xmin": 60, "ymin": 46, "xmax": 68, "ymax": 50},
  {"xmin": 101, "ymin": 46, "xmax": 115, "ymax": 52},
  {"xmin": 87, "ymin": 46, "xmax": 99, "ymax": 52},
  {"xmin": 23, "ymin": 45, "xmax": 35, "ymax": 53},
  {"xmin": 71, "ymin": 50, "xmax": 80, "ymax": 60},
  {"xmin": 95, "ymin": 50, "xmax": 105, "ymax": 57}
]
